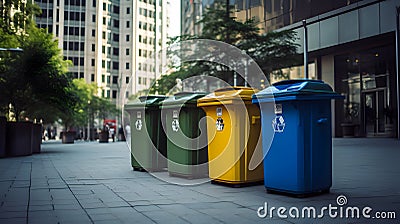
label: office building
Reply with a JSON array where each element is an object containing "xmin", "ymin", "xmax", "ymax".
[
  {"xmin": 181, "ymin": 0, "xmax": 218, "ymax": 36},
  {"xmin": 34, "ymin": 0, "xmax": 169, "ymax": 108},
  {"xmin": 180, "ymin": 0, "xmax": 400, "ymax": 138},
  {"xmin": 230, "ymin": 0, "xmax": 400, "ymax": 138}
]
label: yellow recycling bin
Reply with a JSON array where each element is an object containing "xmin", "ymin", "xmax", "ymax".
[{"xmin": 197, "ymin": 87, "xmax": 263, "ymax": 186}]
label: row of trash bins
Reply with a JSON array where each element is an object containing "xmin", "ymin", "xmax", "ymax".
[
  {"xmin": 125, "ymin": 80, "xmax": 343, "ymax": 196},
  {"xmin": 0, "ymin": 119, "xmax": 42, "ymax": 157}
]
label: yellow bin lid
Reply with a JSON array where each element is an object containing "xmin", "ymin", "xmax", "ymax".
[{"xmin": 197, "ymin": 86, "xmax": 258, "ymax": 107}]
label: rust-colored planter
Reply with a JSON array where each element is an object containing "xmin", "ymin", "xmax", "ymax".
[
  {"xmin": 6, "ymin": 121, "xmax": 33, "ymax": 157},
  {"xmin": 99, "ymin": 131, "xmax": 109, "ymax": 143},
  {"xmin": 62, "ymin": 131, "xmax": 76, "ymax": 144}
]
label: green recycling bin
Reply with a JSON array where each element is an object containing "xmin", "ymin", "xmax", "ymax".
[
  {"xmin": 125, "ymin": 95, "xmax": 167, "ymax": 171},
  {"xmin": 161, "ymin": 92, "xmax": 209, "ymax": 179}
]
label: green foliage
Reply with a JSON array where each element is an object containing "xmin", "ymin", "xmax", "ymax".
[
  {"xmin": 149, "ymin": 64, "xmax": 197, "ymax": 95},
  {"xmin": 197, "ymin": 1, "xmax": 259, "ymax": 44},
  {"xmin": 0, "ymin": 23, "xmax": 73, "ymax": 122},
  {"xmin": 0, "ymin": 0, "xmax": 119, "ymax": 128},
  {"xmin": 241, "ymin": 29, "xmax": 301, "ymax": 76},
  {"xmin": 152, "ymin": 0, "xmax": 300, "ymax": 94},
  {"xmin": 0, "ymin": 28, "xmax": 19, "ymax": 47},
  {"xmin": 59, "ymin": 79, "xmax": 94, "ymax": 129},
  {"xmin": 58, "ymin": 79, "xmax": 119, "ymax": 129},
  {"xmin": 0, "ymin": 1, "xmax": 74, "ymax": 123},
  {"xmin": 91, "ymin": 95, "xmax": 119, "ymax": 121},
  {"xmin": 0, "ymin": 0, "xmax": 41, "ymax": 34}
]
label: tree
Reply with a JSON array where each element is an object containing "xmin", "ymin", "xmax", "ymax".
[
  {"xmin": 61, "ymin": 79, "xmax": 119, "ymax": 131},
  {"xmin": 197, "ymin": 1, "xmax": 259, "ymax": 45},
  {"xmin": 92, "ymin": 96, "xmax": 119, "ymax": 123},
  {"xmin": 0, "ymin": 24, "xmax": 73, "ymax": 122},
  {"xmin": 148, "ymin": 64, "xmax": 202, "ymax": 95},
  {"xmin": 151, "ymin": 0, "xmax": 299, "ymax": 94},
  {"xmin": 0, "ymin": 0, "xmax": 41, "ymax": 34},
  {"xmin": 0, "ymin": 1, "xmax": 74, "ymax": 122},
  {"xmin": 239, "ymin": 29, "xmax": 300, "ymax": 79},
  {"xmin": 58, "ymin": 79, "xmax": 94, "ymax": 130}
]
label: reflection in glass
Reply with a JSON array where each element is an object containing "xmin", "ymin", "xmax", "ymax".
[
  {"xmin": 364, "ymin": 93, "xmax": 375, "ymax": 134},
  {"xmin": 343, "ymin": 72, "xmax": 360, "ymax": 124},
  {"xmin": 269, "ymin": 62, "xmax": 316, "ymax": 83},
  {"xmin": 233, "ymin": 0, "xmax": 362, "ymax": 32},
  {"xmin": 335, "ymin": 45, "xmax": 393, "ymax": 137}
]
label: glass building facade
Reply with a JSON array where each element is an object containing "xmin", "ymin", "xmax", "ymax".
[
  {"xmin": 334, "ymin": 43, "xmax": 397, "ymax": 137},
  {"xmin": 179, "ymin": 0, "xmax": 400, "ymax": 138},
  {"xmin": 234, "ymin": 0, "xmax": 363, "ymax": 31},
  {"xmin": 232, "ymin": 0, "xmax": 399, "ymax": 138}
]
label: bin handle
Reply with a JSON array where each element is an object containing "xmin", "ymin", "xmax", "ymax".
[
  {"xmin": 317, "ymin": 118, "xmax": 328, "ymax": 124},
  {"xmin": 252, "ymin": 116, "xmax": 260, "ymax": 124},
  {"xmin": 197, "ymin": 100, "xmax": 234, "ymax": 107}
]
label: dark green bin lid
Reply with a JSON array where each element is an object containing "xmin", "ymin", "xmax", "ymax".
[
  {"xmin": 161, "ymin": 92, "xmax": 208, "ymax": 109},
  {"xmin": 124, "ymin": 95, "xmax": 167, "ymax": 111}
]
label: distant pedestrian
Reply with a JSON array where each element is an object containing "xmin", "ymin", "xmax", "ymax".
[
  {"xmin": 43, "ymin": 129, "xmax": 48, "ymax": 141},
  {"xmin": 110, "ymin": 127, "xmax": 115, "ymax": 142},
  {"xmin": 47, "ymin": 127, "xmax": 52, "ymax": 139},
  {"xmin": 125, "ymin": 124, "xmax": 131, "ymax": 146},
  {"xmin": 103, "ymin": 124, "xmax": 109, "ymax": 132},
  {"xmin": 125, "ymin": 124, "xmax": 131, "ymax": 135},
  {"xmin": 118, "ymin": 125, "xmax": 125, "ymax": 141}
]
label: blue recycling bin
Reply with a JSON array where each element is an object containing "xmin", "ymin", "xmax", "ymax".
[{"xmin": 252, "ymin": 80, "xmax": 343, "ymax": 196}]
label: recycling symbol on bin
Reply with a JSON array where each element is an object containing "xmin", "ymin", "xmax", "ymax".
[
  {"xmin": 135, "ymin": 119, "xmax": 142, "ymax": 131},
  {"xmin": 216, "ymin": 117, "xmax": 224, "ymax": 131},
  {"xmin": 172, "ymin": 119, "xmax": 179, "ymax": 132},
  {"xmin": 272, "ymin": 115, "xmax": 285, "ymax": 133}
]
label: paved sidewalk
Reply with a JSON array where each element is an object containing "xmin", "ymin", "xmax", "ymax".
[{"xmin": 0, "ymin": 138, "xmax": 399, "ymax": 224}]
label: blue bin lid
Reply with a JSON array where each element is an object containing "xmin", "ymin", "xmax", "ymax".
[{"xmin": 252, "ymin": 79, "xmax": 344, "ymax": 103}]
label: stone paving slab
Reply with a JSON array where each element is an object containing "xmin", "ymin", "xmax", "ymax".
[{"xmin": 0, "ymin": 139, "xmax": 398, "ymax": 223}]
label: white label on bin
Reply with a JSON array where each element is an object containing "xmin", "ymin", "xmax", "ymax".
[
  {"xmin": 216, "ymin": 117, "xmax": 224, "ymax": 131},
  {"xmin": 173, "ymin": 110, "xmax": 179, "ymax": 118},
  {"xmin": 135, "ymin": 119, "xmax": 142, "ymax": 131},
  {"xmin": 216, "ymin": 107, "xmax": 222, "ymax": 116},
  {"xmin": 172, "ymin": 119, "xmax": 179, "ymax": 132},
  {"xmin": 274, "ymin": 104, "xmax": 282, "ymax": 114},
  {"xmin": 137, "ymin": 111, "xmax": 142, "ymax": 119},
  {"xmin": 272, "ymin": 115, "xmax": 285, "ymax": 133}
]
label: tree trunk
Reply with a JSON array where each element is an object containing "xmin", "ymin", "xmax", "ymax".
[{"xmin": 14, "ymin": 108, "xmax": 20, "ymax": 122}]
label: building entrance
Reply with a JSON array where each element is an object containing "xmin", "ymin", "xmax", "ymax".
[
  {"xmin": 363, "ymin": 89, "xmax": 386, "ymax": 136},
  {"xmin": 335, "ymin": 44, "xmax": 396, "ymax": 137}
]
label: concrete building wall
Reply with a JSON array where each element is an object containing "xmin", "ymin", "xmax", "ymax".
[
  {"xmin": 291, "ymin": 0, "xmax": 399, "ymax": 54},
  {"xmin": 232, "ymin": 0, "xmax": 400, "ymax": 137},
  {"xmin": 180, "ymin": 0, "xmax": 217, "ymax": 36}
]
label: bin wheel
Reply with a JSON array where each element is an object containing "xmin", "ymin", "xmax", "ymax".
[
  {"xmin": 211, "ymin": 180, "xmax": 263, "ymax": 188},
  {"xmin": 266, "ymin": 188, "xmax": 330, "ymax": 198},
  {"xmin": 133, "ymin": 167, "xmax": 146, "ymax": 172}
]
